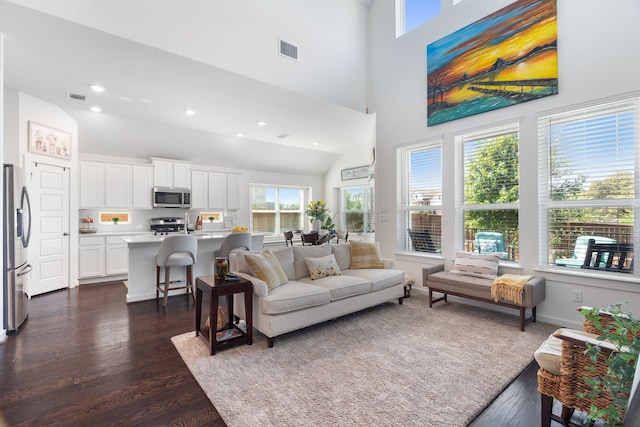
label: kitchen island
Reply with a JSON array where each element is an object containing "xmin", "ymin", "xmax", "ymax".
[{"xmin": 121, "ymin": 233, "xmax": 264, "ymax": 303}]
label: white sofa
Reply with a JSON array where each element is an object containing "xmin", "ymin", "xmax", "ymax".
[{"xmin": 230, "ymin": 243, "xmax": 405, "ymax": 348}]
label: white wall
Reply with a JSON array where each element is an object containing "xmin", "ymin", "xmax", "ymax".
[{"xmin": 368, "ymin": 0, "xmax": 640, "ymax": 328}]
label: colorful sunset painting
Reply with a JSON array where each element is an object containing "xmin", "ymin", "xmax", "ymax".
[{"xmin": 427, "ymin": 0, "xmax": 558, "ymax": 126}]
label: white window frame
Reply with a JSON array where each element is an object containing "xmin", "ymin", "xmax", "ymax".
[
  {"xmin": 537, "ymin": 94, "xmax": 640, "ymax": 277},
  {"xmin": 250, "ymin": 185, "xmax": 307, "ymax": 235},
  {"xmin": 396, "ymin": 138, "xmax": 442, "ymax": 254},
  {"xmin": 455, "ymin": 122, "xmax": 520, "ymax": 261}
]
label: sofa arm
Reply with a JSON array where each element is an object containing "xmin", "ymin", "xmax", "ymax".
[
  {"xmin": 382, "ymin": 258, "xmax": 396, "ymax": 269},
  {"xmin": 234, "ymin": 272, "xmax": 269, "ymax": 297},
  {"xmin": 422, "ymin": 264, "xmax": 445, "ymax": 286}
]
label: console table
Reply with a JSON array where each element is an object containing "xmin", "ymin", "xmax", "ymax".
[{"xmin": 195, "ymin": 275, "xmax": 253, "ymax": 355}]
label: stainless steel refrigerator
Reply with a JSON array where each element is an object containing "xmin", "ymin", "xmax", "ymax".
[{"xmin": 3, "ymin": 164, "xmax": 32, "ymax": 334}]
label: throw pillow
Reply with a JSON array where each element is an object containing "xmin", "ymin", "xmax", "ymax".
[
  {"xmin": 350, "ymin": 241, "xmax": 384, "ymax": 269},
  {"xmin": 304, "ymin": 254, "xmax": 343, "ymax": 280},
  {"xmin": 478, "ymin": 239, "xmax": 498, "ymax": 253},
  {"xmin": 245, "ymin": 250, "xmax": 288, "ymax": 291},
  {"xmin": 450, "ymin": 251, "xmax": 500, "ymax": 280}
]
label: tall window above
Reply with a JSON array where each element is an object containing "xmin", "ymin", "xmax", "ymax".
[
  {"xmin": 457, "ymin": 124, "xmax": 520, "ymax": 261},
  {"xmin": 396, "ymin": 0, "xmax": 440, "ymax": 37},
  {"xmin": 397, "ymin": 140, "xmax": 442, "ymax": 253},
  {"xmin": 251, "ymin": 186, "xmax": 306, "ymax": 234},
  {"xmin": 539, "ymin": 96, "xmax": 639, "ymax": 276}
]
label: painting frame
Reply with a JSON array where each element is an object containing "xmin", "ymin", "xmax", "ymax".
[
  {"xmin": 28, "ymin": 121, "xmax": 72, "ymax": 160},
  {"xmin": 426, "ymin": 0, "xmax": 558, "ymax": 126},
  {"xmin": 341, "ymin": 165, "xmax": 369, "ymax": 181}
]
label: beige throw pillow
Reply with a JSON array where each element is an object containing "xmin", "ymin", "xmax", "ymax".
[
  {"xmin": 304, "ymin": 254, "xmax": 342, "ymax": 280},
  {"xmin": 350, "ymin": 241, "xmax": 384, "ymax": 269},
  {"xmin": 245, "ymin": 250, "xmax": 288, "ymax": 291},
  {"xmin": 450, "ymin": 251, "xmax": 500, "ymax": 280}
]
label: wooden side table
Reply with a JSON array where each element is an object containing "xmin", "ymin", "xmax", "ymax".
[{"xmin": 195, "ymin": 275, "xmax": 253, "ymax": 355}]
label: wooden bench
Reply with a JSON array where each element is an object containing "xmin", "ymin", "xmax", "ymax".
[{"xmin": 581, "ymin": 239, "xmax": 634, "ymax": 273}]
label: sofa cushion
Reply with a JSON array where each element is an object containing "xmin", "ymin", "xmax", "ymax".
[
  {"xmin": 271, "ymin": 246, "xmax": 296, "ymax": 281},
  {"xmin": 298, "ymin": 275, "xmax": 370, "ymax": 301},
  {"xmin": 350, "ymin": 241, "xmax": 384, "ymax": 269},
  {"xmin": 260, "ymin": 281, "xmax": 331, "ymax": 314},
  {"xmin": 344, "ymin": 268, "xmax": 404, "ymax": 292},
  {"xmin": 232, "ymin": 249, "xmax": 259, "ymax": 274},
  {"xmin": 450, "ymin": 251, "xmax": 500, "ymax": 280},
  {"xmin": 245, "ymin": 250, "xmax": 288, "ymax": 291},
  {"xmin": 534, "ymin": 328, "xmax": 600, "ymax": 375},
  {"xmin": 331, "ymin": 243, "xmax": 352, "ymax": 271},
  {"xmin": 304, "ymin": 254, "xmax": 342, "ymax": 280},
  {"xmin": 293, "ymin": 245, "xmax": 332, "ymax": 280}
]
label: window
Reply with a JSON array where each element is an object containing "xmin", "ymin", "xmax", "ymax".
[
  {"xmin": 397, "ymin": 140, "xmax": 442, "ymax": 253},
  {"xmin": 396, "ymin": 0, "xmax": 440, "ymax": 37},
  {"xmin": 251, "ymin": 185, "xmax": 306, "ymax": 234},
  {"xmin": 456, "ymin": 123, "xmax": 520, "ymax": 261},
  {"xmin": 538, "ymin": 96, "xmax": 639, "ymax": 276},
  {"xmin": 342, "ymin": 186, "xmax": 373, "ymax": 234}
]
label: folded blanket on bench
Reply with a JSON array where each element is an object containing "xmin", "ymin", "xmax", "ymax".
[{"xmin": 491, "ymin": 274, "xmax": 532, "ymax": 305}]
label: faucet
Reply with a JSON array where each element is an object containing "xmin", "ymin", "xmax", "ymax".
[{"xmin": 184, "ymin": 212, "xmax": 190, "ymax": 234}]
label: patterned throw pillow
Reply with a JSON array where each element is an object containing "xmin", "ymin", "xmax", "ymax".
[
  {"xmin": 245, "ymin": 250, "xmax": 288, "ymax": 291},
  {"xmin": 350, "ymin": 241, "xmax": 384, "ymax": 269},
  {"xmin": 478, "ymin": 239, "xmax": 498, "ymax": 253},
  {"xmin": 304, "ymin": 254, "xmax": 343, "ymax": 280},
  {"xmin": 450, "ymin": 251, "xmax": 500, "ymax": 280}
]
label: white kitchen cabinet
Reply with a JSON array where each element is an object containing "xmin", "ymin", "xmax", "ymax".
[
  {"xmin": 132, "ymin": 165, "xmax": 153, "ymax": 209},
  {"xmin": 190, "ymin": 170, "xmax": 208, "ymax": 209},
  {"xmin": 106, "ymin": 236, "xmax": 129, "ymax": 275},
  {"xmin": 207, "ymin": 172, "xmax": 227, "ymax": 209},
  {"xmin": 79, "ymin": 161, "xmax": 105, "ymax": 208},
  {"xmin": 79, "ymin": 236, "xmax": 106, "ymax": 279},
  {"xmin": 191, "ymin": 170, "xmax": 241, "ymax": 210},
  {"xmin": 152, "ymin": 158, "xmax": 191, "ymax": 189},
  {"xmin": 105, "ymin": 163, "xmax": 132, "ymax": 208},
  {"xmin": 226, "ymin": 174, "xmax": 240, "ymax": 210}
]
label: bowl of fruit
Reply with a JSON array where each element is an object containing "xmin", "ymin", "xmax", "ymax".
[
  {"xmin": 231, "ymin": 226, "xmax": 249, "ymax": 233},
  {"xmin": 81, "ymin": 215, "xmax": 96, "ymax": 233}
]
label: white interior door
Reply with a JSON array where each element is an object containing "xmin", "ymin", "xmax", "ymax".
[{"xmin": 25, "ymin": 162, "xmax": 70, "ymax": 296}]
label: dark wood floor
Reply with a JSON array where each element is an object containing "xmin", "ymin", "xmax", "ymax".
[{"xmin": 1, "ymin": 281, "xmax": 598, "ymax": 426}]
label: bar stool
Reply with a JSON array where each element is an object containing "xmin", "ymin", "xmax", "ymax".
[
  {"xmin": 156, "ymin": 235, "xmax": 197, "ymax": 308},
  {"xmin": 214, "ymin": 232, "xmax": 252, "ymax": 259}
]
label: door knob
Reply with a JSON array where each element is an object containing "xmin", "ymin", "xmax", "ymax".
[{"xmin": 63, "ymin": 232, "xmax": 70, "ymax": 236}]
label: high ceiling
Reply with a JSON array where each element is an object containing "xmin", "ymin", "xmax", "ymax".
[{"xmin": 0, "ymin": 1, "xmax": 375, "ymax": 176}]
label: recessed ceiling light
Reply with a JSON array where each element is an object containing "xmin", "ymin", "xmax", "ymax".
[
  {"xmin": 139, "ymin": 98, "xmax": 152, "ymax": 104},
  {"xmin": 90, "ymin": 84, "xmax": 105, "ymax": 93},
  {"xmin": 236, "ymin": 133, "xmax": 244, "ymax": 138},
  {"xmin": 312, "ymin": 142, "xmax": 319, "ymax": 146},
  {"xmin": 184, "ymin": 109, "xmax": 196, "ymax": 116},
  {"xmin": 90, "ymin": 106, "xmax": 102, "ymax": 113},
  {"xmin": 257, "ymin": 121, "xmax": 267, "ymax": 126}
]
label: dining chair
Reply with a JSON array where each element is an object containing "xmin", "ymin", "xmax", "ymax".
[
  {"xmin": 301, "ymin": 232, "xmax": 319, "ymax": 246},
  {"xmin": 284, "ymin": 231, "xmax": 294, "ymax": 247}
]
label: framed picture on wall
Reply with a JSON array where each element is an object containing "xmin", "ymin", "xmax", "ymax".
[
  {"xmin": 28, "ymin": 121, "xmax": 72, "ymax": 160},
  {"xmin": 341, "ymin": 165, "xmax": 369, "ymax": 181}
]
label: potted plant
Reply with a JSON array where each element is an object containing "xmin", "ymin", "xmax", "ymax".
[
  {"xmin": 111, "ymin": 217, "xmax": 119, "ymax": 224},
  {"xmin": 578, "ymin": 303, "xmax": 640, "ymax": 426}
]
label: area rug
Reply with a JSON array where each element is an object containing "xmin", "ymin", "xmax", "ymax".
[{"xmin": 171, "ymin": 291, "xmax": 557, "ymax": 426}]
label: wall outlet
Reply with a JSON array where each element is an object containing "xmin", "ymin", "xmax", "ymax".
[{"xmin": 572, "ymin": 290, "xmax": 583, "ymax": 303}]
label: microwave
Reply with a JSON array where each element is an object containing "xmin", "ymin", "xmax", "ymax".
[{"xmin": 152, "ymin": 187, "xmax": 191, "ymax": 208}]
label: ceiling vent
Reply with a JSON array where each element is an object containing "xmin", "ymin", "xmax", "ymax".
[
  {"xmin": 66, "ymin": 92, "xmax": 86, "ymax": 101},
  {"xmin": 279, "ymin": 39, "xmax": 298, "ymax": 61},
  {"xmin": 276, "ymin": 133, "xmax": 290, "ymax": 139}
]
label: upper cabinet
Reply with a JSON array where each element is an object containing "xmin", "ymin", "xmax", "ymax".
[
  {"xmin": 79, "ymin": 161, "xmax": 105, "ymax": 208},
  {"xmin": 80, "ymin": 160, "xmax": 153, "ymax": 209},
  {"xmin": 105, "ymin": 163, "xmax": 132, "ymax": 208},
  {"xmin": 152, "ymin": 158, "xmax": 191, "ymax": 189},
  {"xmin": 132, "ymin": 165, "xmax": 153, "ymax": 209},
  {"xmin": 191, "ymin": 170, "xmax": 241, "ymax": 211}
]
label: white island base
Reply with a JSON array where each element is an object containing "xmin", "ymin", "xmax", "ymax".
[{"xmin": 122, "ymin": 233, "xmax": 263, "ymax": 303}]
